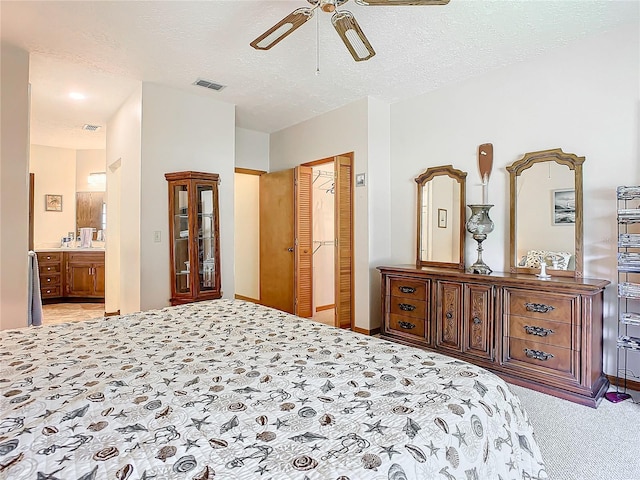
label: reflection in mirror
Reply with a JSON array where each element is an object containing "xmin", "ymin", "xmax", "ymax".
[
  {"xmin": 416, "ymin": 165, "xmax": 466, "ymax": 270},
  {"xmin": 76, "ymin": 191, "xmax": 106, "ymax": 241},
  {"xmin": 507, "ymin": 148, "xmax": 584, "ymax": 278}
]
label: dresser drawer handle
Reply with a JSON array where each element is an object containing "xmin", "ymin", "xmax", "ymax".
[
  {"xmin": 524, "ymin": 348, "xmax": 554, "ymax": 361},
  {"xmin": 524, "ymin": 302, "xmax": 555, "ymax": 314},
  {"xmin": 398, "ymin": 321, "xmax": 416, "ymax": 330},
  {"xmin": 524, "ymin": 325, "xmax": 554, "ymax": 337},
  {"xmin": 398, "ymin": 286, "xmax": 416, "ymax": 294},
  {"xmin": 398, "ymin": 303, "xmax": 416, "ymax": 312}
]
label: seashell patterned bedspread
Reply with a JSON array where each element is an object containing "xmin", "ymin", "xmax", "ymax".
[{"xmin": 0, "ymin": 299, "xmax": 547, "ymax": 479}]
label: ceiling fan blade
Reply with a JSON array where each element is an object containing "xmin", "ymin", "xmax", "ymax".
[
  {"xmin": 250, "ymin": 7, "xmax": 315, "ymax": 51},
  {"xmin": 355, "ymin": 0, "xmax": 449, "ymax": 5},
  {"xmin": 331, "ymin": 11, "xmax": 375, "ymax": 62}
]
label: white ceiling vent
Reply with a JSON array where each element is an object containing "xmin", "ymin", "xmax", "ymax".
[
  {"xmin": 82, "ymin": 124, "xmax": 101, "ymax": 131},
  {"xmin": 193, "ymin": 78, "xmax": 226, "ymax": 91}
]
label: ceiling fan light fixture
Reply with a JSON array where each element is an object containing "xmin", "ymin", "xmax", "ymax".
[
  {"xmin": 320, "ymin": 0, "xmax": 337, "ymax": 12},
  {"xmin": 332, "ymin": 11, "xmax": 375, "ymax": 62},
  {"xmin": 250, "ymin": 7, "xmax": 315, "ymax": 50}
]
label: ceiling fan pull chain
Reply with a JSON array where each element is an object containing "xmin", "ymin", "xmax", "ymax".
[{"xmin": 315, "ymin": 12, "xmax": 321, "ymax": 75}]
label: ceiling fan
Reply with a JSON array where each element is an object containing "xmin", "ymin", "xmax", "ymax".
[{"xmin": 250, "ymin": 0, "xmax": 450, "ymax": 62}]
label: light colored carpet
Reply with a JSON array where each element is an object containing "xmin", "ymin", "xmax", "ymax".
[{"xmin": 511, "ymin": 384, "xmax": 640, "ymax": 480}]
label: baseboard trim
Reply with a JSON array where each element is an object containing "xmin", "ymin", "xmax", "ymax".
[
  {"xmin": 234, "ymin": 294, "xmax": 260, "ymax": 304},
  {"xmin": 316, "ymin": 304, "xmax": 335, "ymax": 312},
  {"xmin": 606, "ymin": 374, "xmax": 640, "ymax": 393},
  {"xmin": 352, "ymin": 326, "xmax": 381, "ymax": 336}
]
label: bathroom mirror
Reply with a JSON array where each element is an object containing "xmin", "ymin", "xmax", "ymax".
[
  {"xmin": 507, "ymin": 148, "xmax": 584, "ymax": 278},
  {"xmin": 416, "ymin": 165, "xmax": 466, "ymax": 270},
  {"xmin": 76, "ymin": 191, "xmax": 106, "ymax": 240}
]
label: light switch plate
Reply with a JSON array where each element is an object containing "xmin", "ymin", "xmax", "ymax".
[{"xmin": 153, "ymin": 231, "xmax": 161, "ymax": 243}]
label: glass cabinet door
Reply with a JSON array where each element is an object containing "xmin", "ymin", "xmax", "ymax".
[
  {"xmin": 197, "ymin": 184, "xmax": 217, "ymax": 293},
  {"xmin": 173, "ymin": 184, "xmax": 190, "ymax": 295}
]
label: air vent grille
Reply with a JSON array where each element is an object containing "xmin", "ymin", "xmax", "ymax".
[
  {"xmin": 193, "ymin": 78, "xmax": 226, "ymax": 91},
  {"xmin": 82, "ymin": 124, "xmax": 101, "ymax": 131}
]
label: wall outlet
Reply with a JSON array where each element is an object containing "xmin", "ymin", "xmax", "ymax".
[{"xmin": 153, "ymin": 231, "xmax": 161, "ymax": 243}]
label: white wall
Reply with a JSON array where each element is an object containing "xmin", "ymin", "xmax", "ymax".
[
  {"xmin": 236, "ymin": 127, "xmax": 269, "ymax": 171},
  {"xmin": 0, "ymin": 43, "xmax": 30, "ymax": 330},
  {"xmin": 139, "ymin": 83, "xmax": 235, "ymax": 311},
  {"xmin": 29, "ymin": 145, "xmax": 77, "ymax": 247},
  {"xmin": 389, "ymin": 23, "xmax": 639, "ymax": 376},
  {"xmin": 76, "ymin": 149, "xmax": 106, "ymax": 192},
  {"xmin": 234, "ymin": 173, "xmax": 260, "ymax": 300},
  {"xmin": 271, "ymin": 98, "xmax": 380, "ymax": 331},
  {"xmin": 106, "ymin": 86, "xmax": 142, "ymax": 315}
]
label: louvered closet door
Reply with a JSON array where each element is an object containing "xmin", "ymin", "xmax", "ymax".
[
  {"xmin": 335, "ymin": 155, "xmax": 353, "ymax": 329},
  {"xmin": 295, "ymin": 166, "xmax": 313, "ymax": 318}
]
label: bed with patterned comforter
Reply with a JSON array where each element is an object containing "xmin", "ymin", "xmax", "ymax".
[{"xmin": 0, "ymin": 299, "xmax": 547, "ymax": 480}]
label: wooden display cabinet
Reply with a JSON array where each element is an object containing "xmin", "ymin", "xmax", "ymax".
[{"xmin": 165, "ymin": 171, "xmax": 221, "ymax": 305}]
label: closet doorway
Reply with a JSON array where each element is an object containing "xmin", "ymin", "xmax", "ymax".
[{"xmin": 258, "ymin": 153, "xmax": 353, "ymax": 329}]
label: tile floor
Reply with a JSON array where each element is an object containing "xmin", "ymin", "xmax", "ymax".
[
  {"xmin": 41, "ymin": 303, "xmax": 336, "ymax": 327},
  {"xmin": 42, "ymin": 303, "xmax": 105, "ymax": 325}
]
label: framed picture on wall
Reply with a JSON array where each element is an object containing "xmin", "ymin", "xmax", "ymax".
[
  {"xmin": 552, "ymin": 189, "xmax": 575, "ymax": 225},
  {"xmin": 438, "ymin": 208, "xmax": 447, "ymax": 228},
  {"xmin": 45, "ymin": 194, "xmax": 62, "ymax": 212}
]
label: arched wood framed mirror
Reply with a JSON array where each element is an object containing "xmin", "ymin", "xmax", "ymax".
[
  {"xmin": 416, "ymin": 165, "xmax": 466, "ymax": 270},
  {"xmin": 507, "ymin": 148, "xmax": 584, "ymax": 278}
]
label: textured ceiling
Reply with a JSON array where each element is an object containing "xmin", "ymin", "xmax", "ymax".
[{"xmin": 1, "ymin": 0, "xmax": 638, "ymax": 149}]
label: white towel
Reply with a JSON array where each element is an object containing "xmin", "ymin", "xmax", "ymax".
[
  {"xmin": 80, "ymin": 227, "xmax": 93, "ymax": 248},
  {"xmin": 28, "ymin": 251, "xmax": 43, "ymax": 327}
]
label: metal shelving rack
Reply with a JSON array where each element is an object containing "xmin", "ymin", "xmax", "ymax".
[{"xmin": 606, "ymin": 185, "xmax": 640, "ymax": 402}]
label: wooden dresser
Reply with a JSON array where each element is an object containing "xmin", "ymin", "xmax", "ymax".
[{"xmin": 379, "ymin": 265, "xmax": 611, "ymax": 407}]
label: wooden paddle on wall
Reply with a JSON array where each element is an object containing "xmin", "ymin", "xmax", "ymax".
[
  {"xmin": 478, "ymin": 143, "xmax": 493, "ymax": 204},
  {"xmin": 478, "ymin": 143, "xmax": 493, "ymax": 182}
]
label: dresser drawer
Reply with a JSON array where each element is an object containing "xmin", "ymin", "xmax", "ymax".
[
  {"xmin": 508, "ymin": 315, "xmax": 573, "ymax": 348},
  {"xmin": 389, "ymin": 278, "xmax": 426, "ymax": 301},
  {"xmin": 388, "ymin": 314, "xmax": 426, "ymax": 339},
  {"xmin": 389, "ymin": 296, "xmax": 426, "ymax": 319},
  {"xmin": 507, "ymin": 337, "xmax": 574, "ymax": 374},
  {"xmin": 40, "ymin": 274, "xmax": 61, "ymax": 287},
  {"xmin": 506, "ymin": 290, "xmax": 575, "ymax": 324},
  {"xmin": 37, "ymin": 252, "xmax": 62, "ymax": 263},
  {"xmin": 40, "ymin": 263, "xmax": 62, "ymax": 274},
  {"xmin": 41, "ymin": 285, "xmax": 62, "ymax": 298}
]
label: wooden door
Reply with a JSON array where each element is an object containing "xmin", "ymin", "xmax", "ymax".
[
  {"xmin": 295, "ymin": 166, "xmax": 313, "ymax": 317},
  {"xmin": 260, "ymin": 169, "xmax": 295, "ymax": 313},
  {"xmin": 94, "ymin": 263, "xmax": 106, "ymax": 296},
  {"xmin": 334, "ymin": 155, "xmax": 353, "ymax": 329},
  {"xmin": 436, "ymin": 280, "xmax": 463, "ymax": 352},
  {"xmin": 259, "ymin": 168, "xmax": 313, "ymax": 316},
  {"xmin": 67, "ymin": 263, "xmax": 94, "ymax": 296}
]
